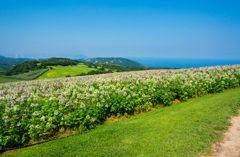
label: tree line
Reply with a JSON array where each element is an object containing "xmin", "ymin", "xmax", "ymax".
[{"xmin": 4, "ymin": 58, "xmax": 78, "ymax": 76}]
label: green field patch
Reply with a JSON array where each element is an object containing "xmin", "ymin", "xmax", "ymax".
[{"xmin": 37, "ymin": 64, "xmax": 97, "ymax": 79}]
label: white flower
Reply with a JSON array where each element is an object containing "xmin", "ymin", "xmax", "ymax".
[
  {"xmin": 80, "ymin": 102, "xmax": 85, "ymax": 108},
  {"xmin": 54, "ymin": 110, "xmax": 59, "ymax": 115},
  {"xmin": 13, "ymin": 105, "xmax": 20, "ymax": 111},
  {"xmin": 96, "ymin": 102, "xmax": 101, "ymax": 107},
  {"xmin": 32, "ymin": 111, "xmax": 41, "ymax": 117},
  {"xmin": 5, "ymin": 136, "xmax": 10, "ymax": 140},
  {"xmin": 48, "ymin": 117, "xmax": 53, "ymax": 122},
  {"xmin": 29, "ymin": 125, "xmax": 34, "ymax": 130},
  {"xmin": 5, "ymin": 107, "xmax": 10, "ymax": 113},
  {"xmin": 40, "ymin": 116, "xmax": 46, "ymax": 121},
  {"xmin": 46, "ymin": 122, "xmax": 51, "ymax": 128}
]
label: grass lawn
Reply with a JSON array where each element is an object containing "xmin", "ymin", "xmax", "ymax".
[
  {"xmin": 0, "ymin": 76, "xmax": 21, "ymax": 83},
  {"xmin": 3, "ymin": 88, "xmax": 240, "ymax": 157},
  {"xmin": 37, "ymin": 63, "xmax": 97, "ymax": 79}
]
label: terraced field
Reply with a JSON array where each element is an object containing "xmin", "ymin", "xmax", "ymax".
[
  {"xmin": 37, "ymin": 63, "xmax": 97, "ymax": 79},
  {"xmin": 0, "ymin": 77, "xmax": 20, "ymax": 84}
]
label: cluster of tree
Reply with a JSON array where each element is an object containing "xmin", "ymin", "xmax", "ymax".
[
  {"xmin": 80, "ymin": 57, "xmax": 143, "ymax": 66},
  {"xmin": 5, "ymin": 58, "xmax": 78, "ymax": 76},
  {"xmin": 0, "ymin": 63, "xmax": 15, "ymax": 71},
  {"xmin": 41, "ymin": 58, "xmax": 78, "ymax": 66},
  {"xmin": 5, "ymin": 61, "xmax": 46, "ymax": 76},
  {"xmin": 75, "ymin": 69, "xmax": 113, "ymax": 77},
  {"xmin": 69, "ymin": 63, "xmax": 155, "ymax": 77},
  {"xmin": 81, "ymin": 57, "xmax": 142, "ymax": 66},
  {"xmin": 85, "ymin": 63, "xmax": 98, "ymax": 68},
  {"xmin": 0, "ymin": 71, "xmax": 5, "ymax": 75},
  {"xmin": 95, "ymin": 63, "xmax": 154, "ymax": 72}
]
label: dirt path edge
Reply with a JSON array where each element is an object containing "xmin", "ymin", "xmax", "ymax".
[{"xmin": 213, "ymin": 111, "xmax": 240, "ymax": 157}]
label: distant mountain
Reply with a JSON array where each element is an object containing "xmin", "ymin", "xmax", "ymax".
[
  {"xmin": 0, "ymin": 56, "xmax": 32, "ymax": 71},
  {"xmin": 80, "ymin": 57, "xmax": 143, "ymax": 66}
]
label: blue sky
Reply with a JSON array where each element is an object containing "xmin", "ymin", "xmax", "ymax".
[{"xmin": 0, "ymin": 0, "xmax": 240, "ymax": 59}]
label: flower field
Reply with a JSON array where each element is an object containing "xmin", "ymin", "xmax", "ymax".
[{"xmin": 0, "ymin": 65, "xmax": 240, "ymax": 149}]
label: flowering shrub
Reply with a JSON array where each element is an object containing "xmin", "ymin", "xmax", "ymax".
[{"xmin": 0, "ymin": 65, "xmax": 239, "ymax": 149}]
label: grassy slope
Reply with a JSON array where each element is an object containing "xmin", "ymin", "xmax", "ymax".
[
  {"xmin": 0, "ymin": 76, "xmax": 20, "ymax": 83},
  {"xmin": 4, "ymin": 88, "xmax": 240, "ymax": 157},
  {"xmin": 6, "ymin": 69, "xmax": 49, "ymax": 80},
  {"xmin": 37, "ymin": 63, "xmax": 97, "ymax": 79}
]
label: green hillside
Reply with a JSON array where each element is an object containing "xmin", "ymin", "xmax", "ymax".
[
  {"xmin": 3, "ymin": 88, "xmax": 240, "ymax": 156},
  {"xmin": 37, "ymin": 63, "xmax": 155, "ymax": 79},
  {"xmin": 0, "ymin": 56, "xmax": 31, "ymax": 71},
  {"xmin": 0, "ymin": 76, "xmax": 21, "ymax": 83},
  {"xmin": 37, "ymin": 63, "xmax": 97, "ymax": 79},
  {"xmin": 1, "ymin": 57, "xmax": 155, "ymax": 82},
  {"xmin": 81, "ymin": 57, "xmax": 143, "ymax": 66},
  {"xmin": 0, "ymin": 69, "xmax": 49, "ymax": 83},
  {"xmin": 4, "ymin": 58, "xmax": 78, "ymax": 76},
  {"xmin": 0, "ymin": 62, "xmax": 154, "ymax": 82},
  {"xmin": 6, "ymin": 69, "xmax": 49, "ymax": 80}
]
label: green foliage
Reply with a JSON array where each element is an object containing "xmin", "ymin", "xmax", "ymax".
[
  {"xmin": 40, "ymin": 58, "xmax": 77, "ymax": 66},
  {"xmin": 4, "ymin": 58, "xmax": 77, "ymax": 76},
  {"xmin": 96, "ymin": 63, "xmax": 154, "ymax": 72},
  {"xmin": 0, "ymin": 77, "xmax": 21, "ymax": 84},
  {"xmin": 76, "ymin": 62, "xmax": 155, "ymax": 77},
  {"xmin": 4, "ymin": 56, "xmax": 157, "ymax": 80},
  {"xmin": 76, "ymin": 69, "xmax": 113, "ymax": 76},
  {"xmin": 81, "ymin": 57, "xmax": 143, "ymax": 66},
  {"xmin": 0, "ymin": 65, "xmax": 239, "ymax": 150},
  {"xmin": 4, "ymin": 88, "xmax": 240, "ymax": 156},
  {"xmin": 5, "ymin": 69, "xmax": 49, "ymax": 80},
  {"xmin": 5, "ymin": 61, "xmax": 46, "ymax": 76}
]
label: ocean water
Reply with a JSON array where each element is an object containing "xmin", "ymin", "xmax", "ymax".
[{"xmin": 131, "ymin": 58, "xmax": 240, "ymax": 68}]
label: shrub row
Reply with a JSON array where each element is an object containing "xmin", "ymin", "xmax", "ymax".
[{"xmin": 4, "ymin": 69, "xmax": 49, "ymax": 80}]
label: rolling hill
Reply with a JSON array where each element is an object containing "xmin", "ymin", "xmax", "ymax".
[
  {"xmin": 81, "ymin": 57, "xmax": 143, "ymax": 66},
  {"xmin": 0, "ymin": 56, "xmax": 31, "ymax": 71},
  {"xmin": 0, "ymin": 57, "xmax": 154, "ymax": 83}
]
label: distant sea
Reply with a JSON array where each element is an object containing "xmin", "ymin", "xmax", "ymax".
[{"xmin": 130, "ymin": 58, "xmax": 240, "ymax": 68}]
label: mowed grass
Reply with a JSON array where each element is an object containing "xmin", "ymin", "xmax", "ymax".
[
  {"xmin": 37, "ymin": 63, "xmax": 97, "ymax": 79},
  {"xmin": 3, "ymin": 88, "xmax": 240, "ymax": 157},
  {"xmin": 0, "ymin": 76, "xmax": 21, "ymax": 83}
]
